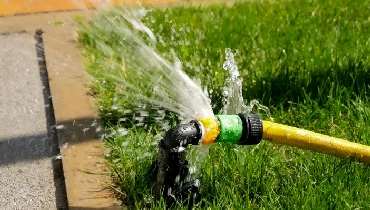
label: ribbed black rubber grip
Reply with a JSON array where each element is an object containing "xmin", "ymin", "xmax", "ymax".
[{"xmin": 237, "ymin": 114, "xmax": 263, "ymax": 145}]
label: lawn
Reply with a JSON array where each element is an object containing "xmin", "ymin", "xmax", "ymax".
[{"xmin": 78, "ymin": 0, "xmax": 370, "ymax": 208}]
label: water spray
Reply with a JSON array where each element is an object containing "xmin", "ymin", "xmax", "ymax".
[{"xmin": 154, "ymin": 114, "xmax": 370, "ymax": 207}]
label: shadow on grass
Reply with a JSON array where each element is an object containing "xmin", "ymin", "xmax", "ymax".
[{"xmin": 245, "ymin": 58, "xmax": 370, "ymax": 107}]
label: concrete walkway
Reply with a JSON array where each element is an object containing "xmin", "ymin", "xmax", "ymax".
[{"xmin": 0, "ymin": 33, "xmax": 67, "ymax": 209}]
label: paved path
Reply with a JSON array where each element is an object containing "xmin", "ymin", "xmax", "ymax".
[{"xmin": 0, "ymin": 33, "xmax": 67, "ymax": 209}]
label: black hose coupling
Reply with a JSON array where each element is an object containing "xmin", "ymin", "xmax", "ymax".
[{"xmin": 237, "ymin": 113, "xmax": 263, "ymax": 145}]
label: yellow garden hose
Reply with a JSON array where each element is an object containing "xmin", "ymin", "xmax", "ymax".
[
  {"xmin": 262, "ymin": 121, "xmax": 370, "ymax": 164},
  {"xmin": 195, "ymin": 115, "xmax": 370, "ymax": 164}
]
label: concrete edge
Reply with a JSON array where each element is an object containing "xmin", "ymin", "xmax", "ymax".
[
  {"xmin": 39, "ymin": 15, "xmax": 121, "ymax": 208},
  {"xmin": 35, "ymin": 29, "xmax": 69, "ymax": 208}
]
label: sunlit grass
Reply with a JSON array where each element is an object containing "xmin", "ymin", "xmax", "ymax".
[{"xmin": 79, "ymin": 0, "xmax": 370, "ymax": 208}]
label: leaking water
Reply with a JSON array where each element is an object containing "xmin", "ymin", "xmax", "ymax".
[
  {"xmin": 221, "ymin": 48, "xmax": 271, "ymax": 117},
  {"xmin": 74, "ymin": 2, "xmax": 271, "ymax": 173},
  {"xmin": 84, "ymin": 5, "xmax": 214, "ymax": 125},
  {"xmin": 221, "ymin": 48, "xmax": 247, "ymax": 114}
]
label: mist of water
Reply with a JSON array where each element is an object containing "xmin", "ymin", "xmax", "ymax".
[{"xmin": 77, "ymin": 3, "xmax": 214, "ymax": 127}]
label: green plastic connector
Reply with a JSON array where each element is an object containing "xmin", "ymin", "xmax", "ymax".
[{"xmin": 215, "ymin": 115, "xmax": 243, "ymax": 143}]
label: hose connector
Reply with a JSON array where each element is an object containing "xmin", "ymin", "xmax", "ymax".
[
  {"xmin": 197, "ymin": 114, "xmax": 263, "ymax": 145},
  {"xmin": 238, "ymin": 114, "xmax": 263, "ymax": 145}
]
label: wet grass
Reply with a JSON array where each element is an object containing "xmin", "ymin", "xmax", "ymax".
[{"xmin": 79, "ymin": 0, "xmax": 370, "ymax": 208}]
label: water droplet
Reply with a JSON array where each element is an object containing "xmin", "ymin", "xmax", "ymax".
[
  {"xmin": 121, "ymin": 141, "xmax": 129, "ymax": 147},
  {"xmin": 189, "ymin": 166, "xmax": 197, "ymax": 174},
  {"xmin": 111, "ymin": 104, "xmax": 119, "ymax": 110},
  {"xmin": 54, "ymin": 154, "xmax": 62, "ymax": 160},
  {"xmin": 56, "ymin": 125, "xmax": 65, "ymax": 130},
  {"xmin": 91, "ymin": 121, "xmax": 98, "ymax": 127},
  {"xmin": 117, "ymin": 128, "xmax": 129, "ymax": 136},
  {"xmin": 96, "ymin": 126, "xmax": 102, "ymax": 133}
]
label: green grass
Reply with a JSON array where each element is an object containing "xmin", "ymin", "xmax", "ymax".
[{"xmin": 78, "ymin": 0, "xmax": 370, "ymax": 208}]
